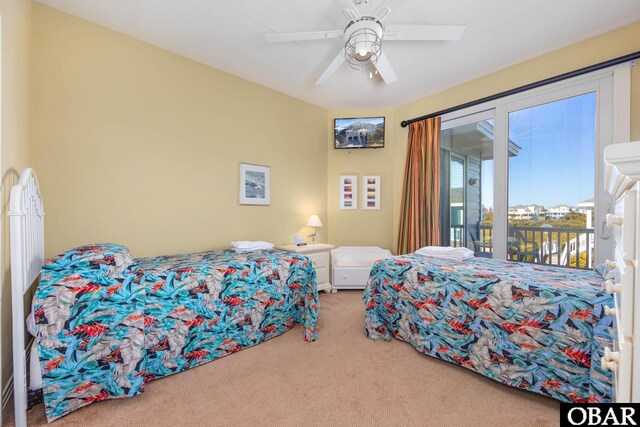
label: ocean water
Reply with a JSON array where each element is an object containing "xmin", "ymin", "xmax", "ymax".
[{"xmin": 245, "ymin": 171, "xmax": 265, "ymax": 199}]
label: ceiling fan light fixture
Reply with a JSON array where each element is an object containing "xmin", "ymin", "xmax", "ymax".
[
  {"xmin": 355, "ymin": 50, "xmax": 372, "ymax": 61},
  {"xmin": 345, "ymin": 26, "xmax": 381, "ymax": 70},
  {"xmin": 266, "ymin": 2, "xmax": 466, "ymax": 86}
]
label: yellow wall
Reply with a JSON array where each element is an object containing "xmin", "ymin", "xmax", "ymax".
[
  {"xmin": 0, "ymin": 0, "xmax": 32, "ymax": 404},
  {"xmin": 31, "ymin": 5, "xmax": 328, "ymax": 260},
  {"xmin": 327, "ymin": 21, "xmax": 640, "ymax": 253},
  {"xmin": 326, "ymin": 109, "xmax": 395, "ymax": 250},
  {"xmin": 12, "ymin": 5, "xmax": 640, "ymax": 410},
  {"xmin": 392, "ymin": 20, "xmax": 640, "ymax": 251}
]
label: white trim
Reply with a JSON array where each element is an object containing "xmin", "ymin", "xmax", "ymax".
[
  {"xmin": 440, "ymin": 66, "xmax": 617, "ymax": 123},
  {"xmin": 503, "ymin": 79, "xmax": 603, "ymax": 112},
  {"xmin": 9, "ymin": 168, "xmax": 45, "ymax": 427},
  {"xmin": 612, "ymin": 62, "xmax": 631, "ymax": 144},
  {"xmin": 492, "ymin": 104, "xmax": 508, "ymax": 260},
  {"xmin": 441, "ymin": 109, "xmax": 494, "ymax": 130},
  {"xmin": 595, "ymin": 75, "xmax": 615, "ymax": 265},
  {"xmin": 439, "ymin": 63, "xmax": 632, "ymax": 263}
]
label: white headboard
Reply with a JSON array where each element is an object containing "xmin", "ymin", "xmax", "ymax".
[
  {"xmin": 8, "ymin": 168, "xmax": 44, "ymax": 427},
  {"xmin": 9, "ymin": 168, "xmax": 44, "ymax": 294}
]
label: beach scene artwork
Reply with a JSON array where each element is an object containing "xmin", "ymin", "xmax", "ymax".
[
  {"xmin": 240, "ymin": 163, "xmax": 270, "ymax": 205},
  {"xmin": 245, "ymin": 171, "xmax": 266, "ymax": 199}
]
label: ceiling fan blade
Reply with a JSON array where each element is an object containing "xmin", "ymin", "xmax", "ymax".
[
  {"xmin": 374, "ymin": 52, "xmax": 397, "ymax": 84},
  {"xmin": 343, "ymin": 7, "xmax": 360, "ymax": 22},
  {"xmin": 384, "ymin": 24, "xmax": 466, "ymax": 41},
  {"xmin": 315, "ymin": 48, "xmax": 346, "ymax": 85},
  {"xmin": 373, "ymin": 0, "xmax": 407, "ymax": 22},
  {"xmin": 373, "ymin": 5, "xmax": 391, "ymax": 22},
  {"xmin": 333, "ymin": 0, "xmax": 361, "ymax": 21},
  {"xmin": 266, "ymin": 30, "xmax": 344, "ymax": 42}
]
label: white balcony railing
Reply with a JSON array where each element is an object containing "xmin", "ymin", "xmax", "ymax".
[{"xmin": 450, "ymin": 224, "xmax": 595, "ymax": 269}]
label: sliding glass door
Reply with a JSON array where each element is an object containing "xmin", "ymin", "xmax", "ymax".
[
  {"xmin": 440, "ymin": 70, "xmax": 615, "ymax": 268},
  {"xmin": 441, "ymin": 111, "xmax": 494, "ymax": 256},
  {"xmin": 507, "ymin": 92, "xmax": 597, "ymax": 268}
]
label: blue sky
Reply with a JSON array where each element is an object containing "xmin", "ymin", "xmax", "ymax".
[{"xmin": 481, "ymin": 92, "xmax": 596, "ymax": 209}]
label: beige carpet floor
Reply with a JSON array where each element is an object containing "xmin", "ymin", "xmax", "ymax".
[{"xmin": 4, "ymin": 291, "xmax": 560, "ymax": 427}]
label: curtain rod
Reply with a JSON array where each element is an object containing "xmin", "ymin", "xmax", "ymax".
[{"xmin": 400, "ymin": 50, "xmax": 640, "ymax": 128}]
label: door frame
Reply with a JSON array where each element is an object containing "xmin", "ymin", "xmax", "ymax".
[
  {"xmin": 449, "ymin": 152, "xmax": 467, "ymax": 247},
  {"xmin": 439, "ymin": 63, "xmax": 631, "ymax": 263}
]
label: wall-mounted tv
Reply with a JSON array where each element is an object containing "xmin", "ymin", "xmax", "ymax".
[{"xmin": 334, "ymin": 117, "xmax": 385, "ymax": 149}]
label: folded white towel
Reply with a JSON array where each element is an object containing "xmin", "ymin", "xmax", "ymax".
[
  {"xmin": 230, "ymin": 241, "xmax": 274, "ymax": 253},
  {"xmin": 414, "ymin": 246, "xmax": 474, "ymax": 261}
]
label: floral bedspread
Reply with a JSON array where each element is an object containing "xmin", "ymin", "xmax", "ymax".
[
  {"xmin": 364, "ymin": 254, "xmax": 613, "ymax": 403},
  {"xmin": 34, "ymin": 248, "xmax": 318, "ymax": 421}
]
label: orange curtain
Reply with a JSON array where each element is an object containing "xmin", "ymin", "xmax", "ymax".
[{"xmin": 397, "ymin": 117, "xmax": 441, "ymax": 254}]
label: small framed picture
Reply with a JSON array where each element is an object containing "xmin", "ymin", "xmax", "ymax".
[
  {"xmin": 339, "ymin": 175, "xmax": 357, "ymax": 210},
  {"xmin": 362, "ymin": 175, "xmax": 380, "ymax": 210},
  {"xmin": 239, "ymin": 163, "xmax": 270, "ymax": 205}
]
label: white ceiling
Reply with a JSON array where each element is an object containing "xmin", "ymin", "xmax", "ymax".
[{"xmin": 36, "ymin": 0, "xmax": 640, "ymax": 109}]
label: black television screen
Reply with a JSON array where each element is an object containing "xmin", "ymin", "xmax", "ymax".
[{"xmin": 334, "ymin": 117, "xmax": 385, "ymax": 149}]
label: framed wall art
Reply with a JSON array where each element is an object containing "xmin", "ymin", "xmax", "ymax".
[
  {"xmin": 362, "ymin": 175, "xmax": 380, "ymax": 210},
  {"xmin": 239, "ymin": 163, "xmax": 270, "ymax": 205},
  {"xmin": 339, "ymin": 175, "xmax": 357, "ymax": 210}
]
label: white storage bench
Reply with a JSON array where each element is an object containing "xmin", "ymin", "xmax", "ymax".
[{"xmin": 331, "ymin": 246, "xmax": 392, "ymax": 292}]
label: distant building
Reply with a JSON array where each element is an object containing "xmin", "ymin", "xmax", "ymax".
[
  {"xmin": 508, "ymin": 204, "xmax": 546, "ymax": 220},
  {"xmin": 345, "ymin": 128, "xmax": 369, "ymax": 145},
  {"xmin": 344, "ymin": 121, "xmax": 376, "ymax": 145},
  {"xmin": 547, "ymin": 204, "xmax": 573, "ymax": 219}
]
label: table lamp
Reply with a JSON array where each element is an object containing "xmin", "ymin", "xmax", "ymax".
[{"xmin": 306, "ymin": 214, "xmax": 322, "ymax": 244}]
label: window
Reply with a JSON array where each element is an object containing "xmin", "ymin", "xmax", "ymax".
[
  {"xmin": 438, "ymin": 64, "xmax": 630, "ymax": 268},
  {"xmin": 441, "ymin": 114, "xmax": 494, "ymax": 256},
  {"xmin": 507, "ymin": 92, "xmax": 596, "ymax": 268}
]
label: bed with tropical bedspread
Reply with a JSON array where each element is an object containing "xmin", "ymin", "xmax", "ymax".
[
  {"xmin": 33, "ymin": 244, "xmax": 318, "ymax": 421},
  {"xmin": 364, "ymin": 254, "xmax": 613, "ymax": 403}
]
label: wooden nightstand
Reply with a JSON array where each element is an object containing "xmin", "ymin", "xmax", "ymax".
[{"xmin": 276, "ymin": 243, "xmax": 334, "ymax": 292}]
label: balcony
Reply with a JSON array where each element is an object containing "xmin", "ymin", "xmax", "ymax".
[{"xmin": 450, "ymin": 224, "xmax": 595, "ymax": 269}]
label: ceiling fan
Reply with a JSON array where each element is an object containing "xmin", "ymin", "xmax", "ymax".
[{"xmin": 265, "ymin": 0, "xmax": 465, "ymax": 85}]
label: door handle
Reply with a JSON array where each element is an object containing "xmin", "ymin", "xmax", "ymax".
[{"xmin": 600, "ymin": 208, "xmax": 611, "ymax": 240}]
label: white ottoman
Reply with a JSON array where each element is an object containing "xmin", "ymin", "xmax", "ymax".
[{"xmin": 331, "ymin": 246, "xmax": 392, "ymax": 292}]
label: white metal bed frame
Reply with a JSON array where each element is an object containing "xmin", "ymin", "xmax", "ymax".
[{"xmin": 8, "ymin": 168, "xmax": 45, "ymax": 427}]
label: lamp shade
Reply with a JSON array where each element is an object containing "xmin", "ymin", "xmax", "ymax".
[{"xmin": 306, "ymin": 214, "xmax": 323, "ymax": 228}]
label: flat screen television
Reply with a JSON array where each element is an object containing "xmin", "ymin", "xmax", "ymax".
[{"xmin": 334, "ymin": 117, "xmax": 385, "ymax": 149}]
